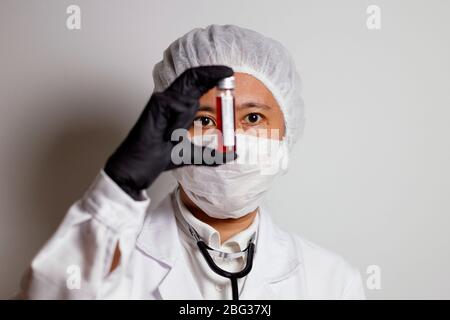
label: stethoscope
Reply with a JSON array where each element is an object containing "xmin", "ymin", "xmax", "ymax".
[{"xmin": 172, "ymin": 190, "xmax": 257, "ymax": 301}]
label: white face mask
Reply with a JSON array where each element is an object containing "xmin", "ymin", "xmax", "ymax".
[{"xmin": 171, "ymin": 133, "xmax": 289, "ymax": 219}]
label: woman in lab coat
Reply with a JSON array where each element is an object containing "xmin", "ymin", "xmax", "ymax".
[{"xmin": 17, "ymin": 24, "xmax": 365, "ymax": 300}]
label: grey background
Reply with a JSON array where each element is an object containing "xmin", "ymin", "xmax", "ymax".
[{"xmin": 1, "ymin": 0, "xmax": 449, "ymax": 299}]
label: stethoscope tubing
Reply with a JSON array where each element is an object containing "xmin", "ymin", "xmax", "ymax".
[
  {"xmin": 171, "ymin": 189, "xmax": 257, "ymax": 300},
  {"xmin": 196, "ymin": 240, "xmax": 255, "ymax": 301}
]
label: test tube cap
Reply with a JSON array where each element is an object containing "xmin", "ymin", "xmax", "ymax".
[{"xmin": 217, "ymin": 76, "xmax": 235, "ymax": 90}]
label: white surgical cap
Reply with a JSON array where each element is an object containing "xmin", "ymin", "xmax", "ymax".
[{"xmin": 152, "ymin": 24, "xmax": 305, "ymax": 150}]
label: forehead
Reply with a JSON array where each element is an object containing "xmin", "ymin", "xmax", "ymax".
[{"xmin": 200, "ymin": 72, "xmax": 279, "ymax": 108}]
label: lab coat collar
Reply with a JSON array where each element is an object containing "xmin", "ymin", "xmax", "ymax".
[{"xmin": 136, "ymin": 191, "xmax": 302, "ymax": 299}]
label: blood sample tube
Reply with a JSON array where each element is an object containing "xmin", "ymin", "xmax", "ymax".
[{"xmin": 216, "ymin": 76, "xmax": 236, "ymax": 153}]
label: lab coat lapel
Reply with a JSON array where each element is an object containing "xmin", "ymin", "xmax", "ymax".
[
  {"xmin": 157, "ymin": 255, "xmax": 203, "ymax": 300},
  {"xmin": 239, "ymin": 205, "xmax": 303, "ymax": 300},
  {"xmin": 136, "ymin": 193, "xmax": 203, "ymax": 300}
]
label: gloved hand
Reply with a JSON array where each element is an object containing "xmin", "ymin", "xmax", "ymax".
[{"xmin": 104, "ymin": 65, "xmax": 236, "ymax": 201}]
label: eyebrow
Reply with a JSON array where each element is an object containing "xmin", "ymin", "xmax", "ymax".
[
  {"xmin": 199, "ymin": 102, "xmax": 271, "ymax": 112},
  {"xmin": 198, "ymin": 105, "xmax": 215, "ymax": 112},
  {"xmin": 237, "ymin": 102, "xmax": 271, "ymax": 111}
]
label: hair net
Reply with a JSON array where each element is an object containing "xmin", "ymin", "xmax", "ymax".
[{"xmin": 152, "ymin": 24, "xmax": 305, "ymax": 150}]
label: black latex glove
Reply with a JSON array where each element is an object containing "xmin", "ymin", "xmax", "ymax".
[{"xmin": 104, "ymin": 65, "xmax": 236, "ymax": 200}]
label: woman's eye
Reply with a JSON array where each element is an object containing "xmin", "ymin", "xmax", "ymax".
[
  {"xmin": 193, "ymin": 116, "xmax": 215, "ymax": 127},
  {"xmin": 244, "ymin": 113, "xmax": 263, "ymax": 125}
]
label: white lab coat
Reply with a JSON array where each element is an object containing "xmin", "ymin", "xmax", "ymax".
[{"xmin": 16, "ymin": 170, "xmax": 366, "ymax": 299}]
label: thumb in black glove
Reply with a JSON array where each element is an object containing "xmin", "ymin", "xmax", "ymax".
[{"xmin": 104, "ymin": 65, "xmax": 236, "ymax": 200}]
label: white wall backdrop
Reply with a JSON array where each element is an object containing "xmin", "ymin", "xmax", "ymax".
[{"xmin": 1, "ymin": 0, "xmax": 449, "ymax": 299}]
